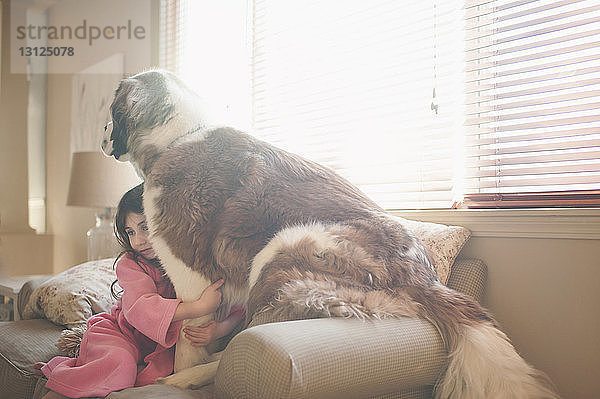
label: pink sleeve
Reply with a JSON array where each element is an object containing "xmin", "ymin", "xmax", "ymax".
[{"xmin": 116, "ymin": 256, "xmax": 183, "ymax": 347}]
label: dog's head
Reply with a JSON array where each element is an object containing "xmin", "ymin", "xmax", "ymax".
[{"xmin": 102, "ymin": 69, "xmax": 205, "ymax": 170}]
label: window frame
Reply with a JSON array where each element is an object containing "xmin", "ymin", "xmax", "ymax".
[{"xmin": 392, "ymin": 207, "xmax": 600, "ymax": 239}]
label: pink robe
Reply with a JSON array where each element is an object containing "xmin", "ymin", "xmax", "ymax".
[{"xmin": 41, "ymin": 253, "xmax": 183, "ymax": 398}]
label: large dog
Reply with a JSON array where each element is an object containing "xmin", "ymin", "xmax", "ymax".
[{"xmin": 102, "ymin": 69, "xmax": 558, "ymax": 398}]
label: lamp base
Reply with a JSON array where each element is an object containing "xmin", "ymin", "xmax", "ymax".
[{"xmin": 87, "ymin": 208, "xmax": 121, "ymax": 261}]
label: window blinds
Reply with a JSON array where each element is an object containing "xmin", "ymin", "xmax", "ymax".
[
  {"xmin": 464, "ymin": 0, "xmax": 600, "ymax": 207},
  {"xmin": 251, "ymin": 0, "xmax": 465, "ymax": 210},
  {"xmin": 161, "ymin": 0, "xmax": 251, "ymax": 130},
  {"xmin": 158, "ymin": 0, "xmax": 184, "ymax": 73}
]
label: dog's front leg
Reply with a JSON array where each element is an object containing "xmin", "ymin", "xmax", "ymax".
[
  {"xmin": 143, "ymin": 181, "xmax": 218, "ymax": 372},
  {"xmin": 152, "ymin": 254, "xmax": 214, "ymax": 371},
  {"xmin": 174, "ymin": 316, "xmax": 213, "ymax": 372}
]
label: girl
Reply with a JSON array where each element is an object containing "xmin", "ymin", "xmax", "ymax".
[{"xmin": 36, "ymin": 184, "xmax": 244, "ymax": 398}]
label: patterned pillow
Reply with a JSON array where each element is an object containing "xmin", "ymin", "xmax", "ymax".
[
  {"xmin": 22, "ymin": 258, "xmax": 119, "ymax": 328},
  {"xmin": 393, "ymin": 216, "xmax": 471, "ymax": 285}
]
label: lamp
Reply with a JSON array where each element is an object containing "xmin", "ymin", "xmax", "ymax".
[{"xmin": 67, "ymin": 151, "xmax": 142, "ymax": 260}]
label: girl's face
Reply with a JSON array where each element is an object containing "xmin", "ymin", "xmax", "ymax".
[{"xmin": 124, "ymin": 212, "xmax": 156, "ymax": 260}]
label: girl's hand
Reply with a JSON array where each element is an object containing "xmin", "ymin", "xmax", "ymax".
[
  {"xmin": 197, "ymin": 278, "xmax": 225, "ymax": 316},
  {"xmin": 173, "ymin": 279, "xmax": 226, "ymax": 321},
  {"xmin": 184, "ymin": 322, "xmax": 218, "ymax": 346}
]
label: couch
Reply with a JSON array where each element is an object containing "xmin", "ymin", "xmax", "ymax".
[{"xmin": 0, "ymin": 219, "xmax": 487, "ymax": 398}]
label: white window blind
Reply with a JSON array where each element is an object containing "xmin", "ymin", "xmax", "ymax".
[
  {"xmin": 464, "ymin": 0, "xmax": 600, "ymax": 207},
  {"xmin": 160, "ymin": 0, "xmax": 252, "ymax": 130},
  {"xmin": 251, "ymin": 0, "xmax": 465, "ymax": 210},
  {"xmin": 158, "ymin": 0, "xmax": 184, "ymax": 73}
]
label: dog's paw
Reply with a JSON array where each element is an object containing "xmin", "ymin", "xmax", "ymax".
[
  {"xmin": 157, "ymin": 360, "xmax": 220, "ymax": 389},
  {"xmin": 155, "ymin": 376, "xmax": 167, "ymax": 385},
  {"xmin": 156, "ymin": 372, "xmax": 195, "ymax": 389}
]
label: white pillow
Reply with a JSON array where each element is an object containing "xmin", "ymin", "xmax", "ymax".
[
  {"xmin": 393, "ymin": 216, "xmax": 471, "ymax": 285},
  {"xmin": 22, "ymin": 258, "xmax": 119, "ymax": 328}
]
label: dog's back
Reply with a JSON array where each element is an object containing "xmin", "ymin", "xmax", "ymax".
[{"xmin": 147, "ymin": 126, "xmax": 435, "ymax": 312}]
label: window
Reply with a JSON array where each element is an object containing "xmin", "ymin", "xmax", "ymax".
[
  {"xmin": 250, "ymin": 0, "xmax": 466, "ymax": 210},
  {"xmin": 159, "ymin": 0, "xmax": 600, "ymax": 210}
]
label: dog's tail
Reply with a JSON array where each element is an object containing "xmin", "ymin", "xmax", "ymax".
[
  {"xmin": 269, "ymin": 278, "xmax": 559, "ymax": 399},
  {"xmin": 410, "ymin": 284, "xmax": 559, "ymax": 399}
]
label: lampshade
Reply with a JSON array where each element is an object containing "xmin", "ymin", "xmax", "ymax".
[{"xmin": 67, "ymin": 151, "xmax": 142, "ymax": 208}]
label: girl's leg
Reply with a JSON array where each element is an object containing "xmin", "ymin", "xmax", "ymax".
[{"xmin": 42, "ymin": 317, "xmax": 140, "ymax": 398}]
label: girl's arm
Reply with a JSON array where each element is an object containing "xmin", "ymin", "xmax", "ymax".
[
  {"xmin": 172, "ymin": 279, "xmax": 225, "ymax": 322},
  {"xmin": 117, "ymin": 255, "xmax": 224, "ymax": 347},
  {"xmin": 183, "ymin": 307, "xmax": 245, "ymax": 347}
]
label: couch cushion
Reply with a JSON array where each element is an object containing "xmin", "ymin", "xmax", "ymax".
[
  {"xmin": 22, "ymin": 258, "xmax": 118, "ymax": 328},
  {"xmin": 393, "ymin": 217, "xmax": 471, "ymax": 285},
  {"xmin": 0, "ymin": 319, "xmax": 63, "ymax": 399}
]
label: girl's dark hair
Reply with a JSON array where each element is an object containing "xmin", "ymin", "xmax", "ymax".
[
  {"xmin": 114, "ymin": 183, "xmax": 145, "ymax": 252},
  {"xmin": 111, "ymin": 183, "xmax": 157, "ymax": 299}
]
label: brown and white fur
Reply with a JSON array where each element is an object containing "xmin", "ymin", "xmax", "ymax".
[{"xmin": 102, "ymin": 69, "xmax": 559, "ymax": 398}]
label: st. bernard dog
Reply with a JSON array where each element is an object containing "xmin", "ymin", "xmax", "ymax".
[{"xmin": 102, "ymin": 69, "xmax": 558, "ymax": 398}]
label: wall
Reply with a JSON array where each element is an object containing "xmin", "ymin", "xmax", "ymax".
[
  {"xmin": 45, "ymin": 72, "xmax": 91, "ymax": 271},
  {"xmin": 0, "ymin": 0, "xmax": 53, "ymax": 277},
  {"xmin": 461, "ymin": 236, "xmax": 599, "ymax": 399},
  {"xmin": 44, "ymin": 0, "xmax": 158, "ymax": 273},
  {"xmin": 396, "ymin": 209, "xmax": 600, "ymax": 399},
  {"xmin": 0, "ymin": 1, "xmax": 28, "ymax": 235},
  {"xmin": 0, "ymin": 0, "xmax": 158, "ymax": 275}
]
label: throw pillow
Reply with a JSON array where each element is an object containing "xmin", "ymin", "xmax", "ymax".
[
  {"xmin": 22, "ymin": 258, "xmax": 119, "ymax": 328},
  {"xmin": 392, "ymin": 216, "xmax": 471, "ymax": 285}
]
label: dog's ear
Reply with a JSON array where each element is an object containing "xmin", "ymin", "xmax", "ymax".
[
  {"xmin": 113, "ymin": 78, "xmax": 146, "ymax": 124},
  {"xmin": 111, "ymin": 78, "xmax": 137, "ymax": 124},
  {"xmin": 122, "ymin": 79, "xmax": 141, "ymax": 109},
  {"xmin": 117, "ymin": 72, "xmax": 174, "ymax": 132}
]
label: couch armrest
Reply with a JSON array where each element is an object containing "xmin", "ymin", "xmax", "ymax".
[
  {"xmin": 215, "ymin": 317, "xmax": 446, "ymax": 399},
  {"xmin": 446, "ymin": 258, "xmax": 487, "ymax": 303},
  {"xmin": 0, "ymin": 319, "xmax": 63, "ymax": 399},
  {"xmin": 17, "ymin": 276, "xmax": 52, "ymax": 320}
]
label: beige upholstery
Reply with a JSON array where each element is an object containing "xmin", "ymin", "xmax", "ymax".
[
  {"xmin": 0, "ymin": 319, "xmax": 63, "ymax": 399},
  {"xmin": 216, "ymin": 318, "xmax": 445, "ymax": 399},
  {"xmin": 447, "ymin": 258, "xmax": 487, "ymax": 303}
]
